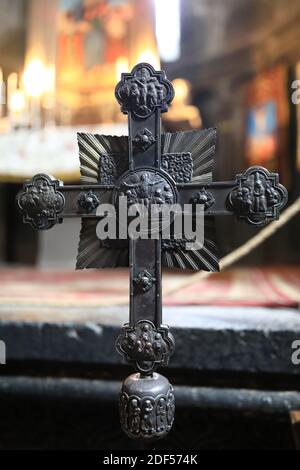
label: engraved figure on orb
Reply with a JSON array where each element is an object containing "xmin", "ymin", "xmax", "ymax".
[{"xmin": 141, "ymin": 399, "xmax": 155, "ymax": 435}]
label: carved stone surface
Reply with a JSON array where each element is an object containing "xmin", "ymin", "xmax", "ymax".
[
  {"xmin": 3, "ymin": 307, "xmax": 300, "ymax": 374},
  {"xmin": 98, "ymin": 153, "xmax": 128, "ymax": 185},
  {"xmin": 119, "ymin": 373, "xmax": 175, "ymax": 439},
  {"xmin": 116, "ymin": 320, "xmax": 175, "ymax": 374},
  {"xmin": 133, "ymin": 270, "xmax": 156, "ymax": 292},
  {"xmin": 133, "ymin": 128, "xmax": 155, "ymax": 151},
  {"xmin": 16, "ymin": 174, "xmax": 65, "ymax": 230},
  {"xmin": 228, "ymin": 166, "xmax": 288, "ymax": 225},
  {"xmin": 114, "ymin": 169, "xmax": 177, "ymax": 207},
  {"xmin": 78, "ymin": 191, "xmax": 99, "ymax": 213},
  {"xmin": 115, "ymin": 63, "xmax": 174, "ymax": 118},
  {"xmin": 161, "ymin": 152, "xmax": 193, "ymax": 183},
  {"xmin": 191, "ymin": 187, "xmax": 215, "ymax": 210}
]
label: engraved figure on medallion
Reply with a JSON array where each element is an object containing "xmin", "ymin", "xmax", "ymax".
[
  {"xmin": 229, "ymin": 167, "xmax": 287, "ymax": 225},
  {"xmin": 115, "ymin": 63, "xmax": 174, "ymax": 118},
  {"xmin": 116, "ymin": 320, "xmax": 175, "ymax": 374},
  {"xmin": 17, "ymin": 174, "xmax": 65, "ymax": 230},
  {"xmin": 117, "ymin": 170, "xmax": 176, "ymax": 207}
]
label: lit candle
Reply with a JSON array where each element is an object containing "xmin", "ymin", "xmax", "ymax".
[
  {"xmin": 10, "ymin": 89, "xmax": 26, "ymax": 114},
  {"xmin": 0, "ymin": 67, "xmax": 4, "ymax": 119},
  {"xmin": 7, "ymin": 73, "xmax": 18, "ymax": 128},
  {"xmin": 23, "ymin": 59, "xmax": 47, "ymax": 129}
]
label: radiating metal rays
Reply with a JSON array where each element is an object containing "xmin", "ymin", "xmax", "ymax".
[
  {"xmin": 78, "ymin": 133, "xmax": 128, "ymax": 184},
  {"xmin": 161, "ymin": 128, "xmax": 219, "ymax": 271},
  {"xmin": 78, "ymin": 128, "xmax": 216, "ymax": 185},
  {"xmin": 161, "ymin": 128, "xmax": 216, "ymax": 183},
  {"xmin": 77, "ymin": 128, "xmax": 219, "ymax": 271}
]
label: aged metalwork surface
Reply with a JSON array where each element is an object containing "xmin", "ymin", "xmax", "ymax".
[{"xmin": 16, "ymin": 63, "xmax": 288, "ymax": 441}]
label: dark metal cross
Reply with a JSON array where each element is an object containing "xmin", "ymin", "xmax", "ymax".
[{"xmin": 16, "ymin": 63, "xmax": 288, "ymax": 441}]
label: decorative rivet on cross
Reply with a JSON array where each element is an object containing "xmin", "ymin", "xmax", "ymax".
[
  {"xmin": 133, "ymin": 128, "xmax": 155, "ymax": 152},
  {"xmin": 133, "ymin": 270, "xmax": 156, "ymax": 292},
  {"xmin": 191, "ymin": 187, "xmax": 215, "ymax": 210},
  {"xmin": 16, "ymin": 63, "xmax": 288, "ymax": 441},
  {"xmin": 78, "ymin": 190, "xmax": 100, "ymax": 214}
]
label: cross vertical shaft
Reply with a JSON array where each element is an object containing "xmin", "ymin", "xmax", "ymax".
[{"xmin": 129, "ymin": 109, "xmax": 162, "ymax": 327}]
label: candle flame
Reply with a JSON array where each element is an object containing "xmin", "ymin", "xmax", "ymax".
[{"xmin": 22, "ymin": 59, "xmax": 55, "ymax": 98}]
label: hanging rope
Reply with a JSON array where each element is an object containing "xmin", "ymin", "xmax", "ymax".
[{"xmin": 163, "ymin": 196, "xmax": 300, "ymax": 296}]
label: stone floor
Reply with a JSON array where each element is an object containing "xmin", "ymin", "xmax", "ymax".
[
  {"xmin": 0, "ymin": 305, "xmax": 299, "ymax": 449},
  {"xmin": 0, "ymin": 396, "xmax": 295, "ymax": 450}
]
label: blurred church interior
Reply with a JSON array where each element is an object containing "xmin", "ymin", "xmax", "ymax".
[{"xmin": 0, "ymin": 0, "xmax": 300, "ymax": 450}]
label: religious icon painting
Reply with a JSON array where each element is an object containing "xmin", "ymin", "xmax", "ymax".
[{"xmin": 244, "ymin": 65, "xmax": 290, "ymax": 186}]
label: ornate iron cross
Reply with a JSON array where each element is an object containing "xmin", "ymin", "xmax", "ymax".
[{"xmin": 16, "ymin": 63, "xmax": 288, "ymax": 441}]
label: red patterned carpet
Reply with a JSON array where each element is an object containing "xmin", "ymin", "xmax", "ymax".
[{"xmin": 0, "ymin": 266, "xmax": 299, "ymax": 308}]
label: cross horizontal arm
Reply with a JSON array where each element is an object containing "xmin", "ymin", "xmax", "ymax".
[
  {"xmin": 177, "ymin": 166, "xmax": 288, "ymax": 226},
  {"xmin": 16, "ymin": 166, "xmax": 289, "ymax": 230},
  {"xmin": 16, "ymin": 173, "xmax": 114, "ymax": 230}
]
